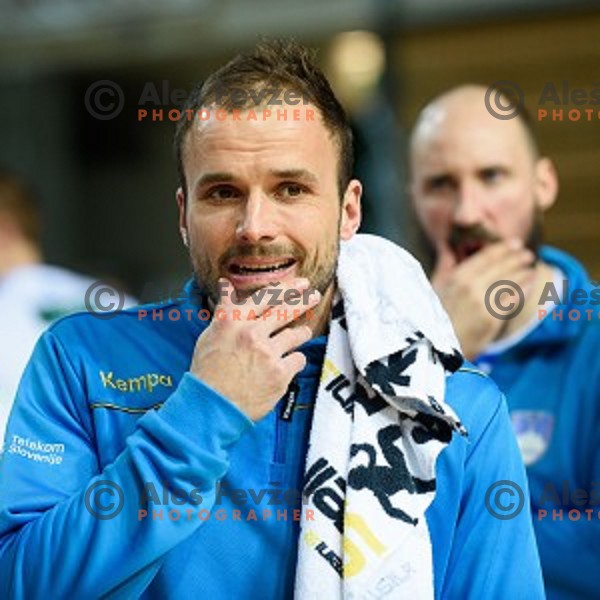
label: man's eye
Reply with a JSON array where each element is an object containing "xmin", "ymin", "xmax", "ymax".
[
  {"xmin": 205, "ymin": 186, "xmax": 240, "ymax": 201},
  {"xmin": 278, "ymin": 183, "xmax": 306, "ymax": 198},
  {"xmin": 481, "ymin": 168, "xmax": 503, "ymax": 184},
  {"xmin": 427, "ymin": 176, "xmax": 453, "ymax": 192}
]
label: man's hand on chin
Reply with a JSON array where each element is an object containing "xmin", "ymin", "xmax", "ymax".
[
  {"xmin": 191, "ymin": 277, "xmax": 321, "ymax": 421},
  {"xmin": 431, "ymin": 240, "xmax": 535, "ymax": 360}
]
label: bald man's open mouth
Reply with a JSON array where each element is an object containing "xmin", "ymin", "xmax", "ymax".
[{"xmin": 449, "ymin": 225, "xmax": 500, "ymax": 263}]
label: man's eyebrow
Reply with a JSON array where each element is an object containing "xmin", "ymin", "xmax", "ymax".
[
  {"xmin": 270, "ymin": 169, "xmax": 318, "ymax": 184},
  {"xmin": 195, "ymin": 172, "xmax": 236, "ymax": 188},
  {"xmin": 478, "ymin": 164, "xmax": 510, "ymax": 172},
  {"xmin": 424, "ymin": 172, "xmax": 453, "ymax": 182}
]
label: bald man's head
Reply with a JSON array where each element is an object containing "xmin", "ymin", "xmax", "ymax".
[
  {"xmin": 410, "ymin": 84, "xmax": 539, "ymax": 164},
  {"xmin": 409, "ymin": 84, "xmax": 557, "ymax": 269}
]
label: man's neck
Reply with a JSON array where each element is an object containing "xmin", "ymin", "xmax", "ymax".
[{"xmin": 0, "ymin": 243, "xmax": 42, "ymax": 278}]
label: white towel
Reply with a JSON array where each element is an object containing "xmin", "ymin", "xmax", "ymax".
[{"xmin": 294, "ymin": 234, "xmax": 466, "ymax": 600}]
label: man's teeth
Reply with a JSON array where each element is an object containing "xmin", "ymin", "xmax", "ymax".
[{"xmin": 231, "ymin": 260, "xmax": 294, "ymax": 274}]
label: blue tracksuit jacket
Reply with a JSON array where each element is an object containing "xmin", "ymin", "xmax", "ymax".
[
  {"xmin": 475, "ymin": 246, "xmax": 600, "ymax": 600},
  {"xmin": 0, "ymin": 285, "xmax": 544, "ymax": 599}
]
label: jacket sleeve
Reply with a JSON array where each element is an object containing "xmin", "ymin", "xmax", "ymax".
[
  {"xmin": 0, "ymin": 329, "xmax": 253, "ymax": 599},
  {"xmin": 440, "ymin": 383, "xmax": 546, "ymax": 599}
]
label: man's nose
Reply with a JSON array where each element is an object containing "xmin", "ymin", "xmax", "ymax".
[
  {"xmin": 453, "ymin": 182, "xmax": 484, "ymax": 226},
  {"xmin": 235, "ymin": 191, "xmax": 277, "ymax": 243}
]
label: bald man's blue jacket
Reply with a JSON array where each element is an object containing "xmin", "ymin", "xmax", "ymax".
[{"xmin": 476, "ymin": 246, "xmax": 600, "ymax": 600}]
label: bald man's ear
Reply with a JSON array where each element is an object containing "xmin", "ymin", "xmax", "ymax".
[{"xmin": 534, "ymin": 157, "xmax": 559, "ymax": 212}]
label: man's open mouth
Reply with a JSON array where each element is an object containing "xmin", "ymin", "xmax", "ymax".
[
  {"xmin": 227, "ymin": 258, "xmax": 297, "ymax": 276},
  {"xmin": 453, "ymin": 239, "xmax": 486, "ymax": 262},
  {"xmin": 449, "ymin": 225, "xmax": 501, "ymax": 263}
]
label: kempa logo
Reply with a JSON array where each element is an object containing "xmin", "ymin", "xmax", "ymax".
[{"xmin": 99, "ymin": 370, "xmax": 174, "ymax": 393}]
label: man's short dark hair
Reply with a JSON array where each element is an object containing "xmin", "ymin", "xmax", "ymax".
[
  {"xmin": 0, "ymin": 169, "xmax": 41, "ymax": 244},
  {"xmin": 174, "ymin": 39, "xmax": 354, "ymax": 200}
]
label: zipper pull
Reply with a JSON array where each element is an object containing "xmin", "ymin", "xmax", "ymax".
[{"xmin": 280, "ymin": 380, "xmax": 299, "ymax": 422}]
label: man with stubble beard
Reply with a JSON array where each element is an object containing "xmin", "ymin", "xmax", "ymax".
[
  {"xmin": 410, "ymin": 84, "xmax": 600, "ymax": 599},
  {"xmin": 0, "ymin": 50, "xmax": 543, "ymax": 599}
]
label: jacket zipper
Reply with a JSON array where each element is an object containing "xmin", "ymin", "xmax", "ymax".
[{"xmin": 273, "ymin": 379, "xmax": 299, "ymax": 464}]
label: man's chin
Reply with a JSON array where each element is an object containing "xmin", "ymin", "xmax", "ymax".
[
  {"xmin": 230, "ymin": 278, "xmax": 295, "ymax": 301},
  {"xmin": 232, "ymin": 287, "xmax": 265, "ymax": 302}
]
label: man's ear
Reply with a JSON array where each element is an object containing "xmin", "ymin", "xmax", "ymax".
[
  {"xmin": 176, "ymin": 187, "xmax": 188, "ymax": 246},
  {"xmin": 339, "ymin": 179, "xmax": 362, "ymax": 241},
  {"xmin": 534, "ymin": 157, "xmax": 559, "ymax": 212}
]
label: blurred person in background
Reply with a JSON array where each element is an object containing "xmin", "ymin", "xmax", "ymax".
[
  {"xmin": 410, "ymin": 84, "xmax": 600, "ymax": 599},
  {"xmin": 0, "ymin": 169, "xmax": 133, "ymax": 452},
  {"xmin": 0, "ymin": 43, "xmax": 543, "ymax": 599}
]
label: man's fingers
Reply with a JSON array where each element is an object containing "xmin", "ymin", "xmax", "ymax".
[
  {"xmin": 455, "ymin": 244, "xmax": 534, "ymax": 289},
  {"xmin": 272, "ymin": 325, "xmax": 313, "ymax": 357},
  {"xmin": 248, "ymin": 279, "xmax": 312, "ymax": 317},
  {"xmin": 281, "ymin": 351, "xmax": 308, "ymax": 378},
  {"xmin": 461, "ymin": 245, "xmax": 510, "ymax": 278},
  {"xmin": 478, "ymin": 250, "xmax": 534, "ymax": 290},
  {"xmin": 260, "ymin": 288, "xmax": 321, "ymax": 333},
  {"xmin": 216, "ymin": 278, "xmax": 314, "ymax": 319},
  {"xmin": 510, "ymin": 265, "xmax": 538, "ymax": 295}
]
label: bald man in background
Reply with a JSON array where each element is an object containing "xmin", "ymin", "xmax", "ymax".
[{"xmin": 409, "ymin": 85, "xmax": 600, "ymax": 600}]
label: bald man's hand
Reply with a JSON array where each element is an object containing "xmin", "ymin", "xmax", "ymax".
[{"xmin": 431, "ymin": 241, "xmax": 535, "ymax": 360}]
